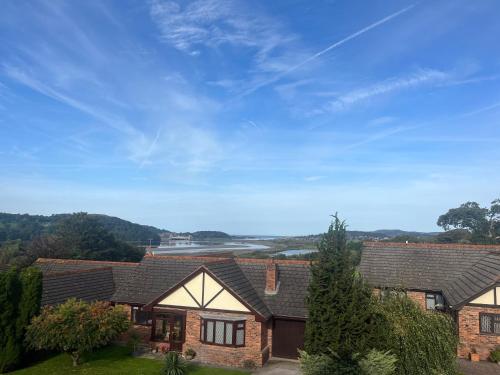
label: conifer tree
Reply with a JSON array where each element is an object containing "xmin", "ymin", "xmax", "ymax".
[
  {"xmin": 304, "ymin": 215, "xmax": 381, "ymax": 358},
  {"xmin": 0, "ymin": 267, "xmax": 21, "ymax": 372},
  {"xmin": 16, "ymin": 267, "xmax": 43, "ymax": 351}
]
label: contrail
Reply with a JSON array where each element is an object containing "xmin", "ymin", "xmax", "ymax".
[{"xmin": 237, "ymin": 3, "xmax": 417, "ymax": 98}]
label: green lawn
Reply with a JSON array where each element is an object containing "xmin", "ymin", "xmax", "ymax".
[{"xmin": 11, "ymin": 346, "xmax": 249, "ymax": 375}]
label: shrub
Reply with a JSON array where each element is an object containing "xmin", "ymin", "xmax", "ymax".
[
  {"xmin": 26, "ymin": 299, "xmax": 130, "ymax": 366},
  {"xmin": 299, "ymin": 350, "xmax": 335, "ymax": 375},
  {"xmin": 490, "ymin": 347, "xmax": 500, "ymax": 363},
  {"xmin": 127, "ymin": 330, "xmax": 141, "ymax": 353},
  {"xmin": 377, "ymin": 295, "xmax": 458, "ymax": 375},
  {"xmin": 161, "ymin": 352, "xmax": 187, "ymax": 375},
  {"xmin": 299, "ymin": 350, "xmax": 360, "ymax": 375},
  {"xmin": 184, "ymin": 348, "xmax": 196, "ymax": 359},
  {"xmin": 359, "ymin": 349, "xmax": 397, "ymax": 375}
]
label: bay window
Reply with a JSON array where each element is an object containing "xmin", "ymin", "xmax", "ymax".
[
  {"xmin": 200, "ymin": 318, "xmax": 245, "ymax": 347},
  {"xmin": 480, "ymin": 313, "xmax": 500, "ymax": 335}
]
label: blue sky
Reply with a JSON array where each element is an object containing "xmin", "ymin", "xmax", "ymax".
[{"xmin": 1, "ymin": 0, "xmax": 499, "ymax": 235}]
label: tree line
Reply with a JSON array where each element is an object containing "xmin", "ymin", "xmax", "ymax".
[{"xmin": 0, "ymin": 213, "xmax": 145, "ymax": 267}]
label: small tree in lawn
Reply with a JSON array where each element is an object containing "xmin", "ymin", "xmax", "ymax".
[
  {"xmin": 304, "ymin": 214, "xmax": 383, "ymax": 359},
  {"xmin": 26, "ymin": 299, "xmax": 130, "ymax": 366}
]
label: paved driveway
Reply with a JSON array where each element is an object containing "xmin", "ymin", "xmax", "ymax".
[
  {"xmin": 252, "ymin": 359, "xmax": 301, "ymax": 375},
  {"xmin": 457, "ymin": 359, "xmax": 500, "ymax": 375},
  {"xmin": 253, "ymin": 358, "xmax": 500, "ymax": 375}
]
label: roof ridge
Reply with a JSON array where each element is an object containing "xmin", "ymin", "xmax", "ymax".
[
  {"xmin": 44, "ymin": 266, "xmax": 113, "ymax": 278},
  {"xmin": 36, "ymin": 258, "xmax": 140, "ymax": 266},
  {"xmin": 144, "ymin": 254, "xmax": 311, "ymax": 265},
  {"xmin": 363, "ymin": 241, "xmax": 500, "ymax": 250}
]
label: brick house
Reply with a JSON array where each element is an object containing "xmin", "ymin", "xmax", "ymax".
[
  {"xmin": 359, "ymin": 242, "xmax": 500, "ymax": 360},
  {"xmin": 35, "ymin": 255, "xmax": 310, "ymax": 367}
]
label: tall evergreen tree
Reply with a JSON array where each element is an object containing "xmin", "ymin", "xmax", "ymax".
[
  {"xmin": 0, "ymin": 267, "xmax": 42, "ymax": 373},
  {"xmin": 0, "ymin": 267, "xmax": 21, "ymax": 372},
  {"xmin": 304, "ymin": 215, "xmax": 382, "ymax": 358},
  {"xmin": 16, "ymin": 267, "xmax": 43, "ymax": 352}
]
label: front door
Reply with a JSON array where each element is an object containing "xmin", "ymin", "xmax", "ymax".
[{"xmin": 152, "ymin": 313, "xmax": 184, "ymax": 351}]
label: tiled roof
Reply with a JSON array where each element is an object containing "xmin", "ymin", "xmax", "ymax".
[
  {"xmin": 359, "ymin": 242, "xmax": 500, "ymax": 309},
  {"xmin": 41, "ymin": 267, "xmax": 115, "ymax": 306},
  {"xmin": 239, "ymin": 262, "xmax": 311, "ymax": 318},
  {"xmin": 205, "ymin": 259, "xmax": 271, "ymax": 319},
  {"xmin": 112, "ymin": 255, "xmax": 311, "ymax": 319},
  {"xmin": 35, "ymin": 258, "xmax": 138, "ymax": 294},
  {"xmin": 36, "ymin": 255, "xmax": 312, "ymax": 319}
]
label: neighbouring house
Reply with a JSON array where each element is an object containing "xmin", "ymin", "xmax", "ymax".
[
  {"xmin": 359, "ymin": 242, "xmax": 500, "ymax": 360},
  {"xmin": 34, "ymin": 255, "xmax": 310, "ymax": 367}
]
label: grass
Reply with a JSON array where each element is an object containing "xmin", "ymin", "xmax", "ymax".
[{"xmin": 11, "ymin": 345, "xmax": 249, "ymax": 375}]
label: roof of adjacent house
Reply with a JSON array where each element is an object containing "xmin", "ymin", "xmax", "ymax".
[
  {"xmin": 37, "ymin": 255, "xmax": 311, "ymax": 320},
  {"xmin": 41, "ymin": 267, "xmax": 115, "ymax": 306},
  {"xmin": 35, "ymin": 258, "xmax": 139, "ymax": 292},
  {"xmin": 359, "ymin": 242, "xmax": 500, "ymax": 309}
]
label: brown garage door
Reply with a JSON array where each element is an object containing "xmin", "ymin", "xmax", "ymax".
[{"xmin": 272, "ymin": 318, "xmax": 305, "ymax": 359}]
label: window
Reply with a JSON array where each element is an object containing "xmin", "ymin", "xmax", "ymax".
[
  {"xmin": 480, "ymin": 313, "xmax": 500, "ymax": 335},
  {"xmin": 425, "ymin": 293, "xmax": 445, "ymax": 311},
  {"xmin": 380, "ymin": 289, "xmax": 406, "ymax": 301},
  {"xmin": 200, "ymin": 319, "xmax": 245, "ymax": 347},
  {"xmin": 131, "ymin": 306, "xmax": 152, "ymax": 325}
]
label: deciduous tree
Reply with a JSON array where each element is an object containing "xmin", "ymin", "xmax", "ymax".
[{"xmin": 26, "ymin": 299, "xmax": 130, "ymax": 366}]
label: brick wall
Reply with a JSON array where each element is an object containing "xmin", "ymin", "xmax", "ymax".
[
  {"xmin": 183, "ymin": 310, "xmax": 268, "ymax": 367},
  {"xmin": 457, "ymin": 305, "xmax": 500, "ymax": 360},
  {"xmin": 407, "ymin": 291, "xmax": 426, "ymax": 310}
]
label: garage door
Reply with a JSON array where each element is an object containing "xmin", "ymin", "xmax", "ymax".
[{"xmin": 272, "ymin": 318, "xmax": 305, "ymax": 359}]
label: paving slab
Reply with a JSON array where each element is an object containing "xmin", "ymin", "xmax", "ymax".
[
  {"xmin": 253, "ymin": 359, "xmax": 301, "ymax": 375},
  {"xmin": 457, "ymin": 359, "xmax": 500, "ymax": 375}
]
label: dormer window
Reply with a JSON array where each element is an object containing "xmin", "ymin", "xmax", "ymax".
[{"xmin": 425, "ymin": 293, "xmax": 445, "ymax": 311}]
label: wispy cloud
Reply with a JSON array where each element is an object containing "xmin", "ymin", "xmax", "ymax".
[
  {"xmin": 150, "ymin": 0, "xmax": 295, "ymax": 68},
  {"xmin": 304, "ymin": 175, "xmax": 325, "ymax": 182},
  {"xmin": 319, "ymin": 68, "xmax": 448, "ymax": 114},
  {"xmin": 236, "ymin": 4, "xmax": 417, "ymax": 97}
]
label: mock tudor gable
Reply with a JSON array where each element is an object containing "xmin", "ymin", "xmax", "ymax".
[{"xmin": 152, "ymin": 268, "xmax": 251, "ymax": 313}]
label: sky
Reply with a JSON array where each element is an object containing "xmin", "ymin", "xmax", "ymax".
[{"xmin": 1, "ymin": 0, "xmax": 499, "ymax": 235}]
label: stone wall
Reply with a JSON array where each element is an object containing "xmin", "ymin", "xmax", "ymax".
[
  {"xmin": 457, "ymin": 305, "xmax": 500, "ymax": 360},
  {"xmin": 183, "ymin": 310, "xmax": 268, "ymax": 367}
]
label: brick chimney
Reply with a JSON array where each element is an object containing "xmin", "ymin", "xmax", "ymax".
[{"xmin": 265, "ymin": 259, "xmax": 279, "ymax": 295}]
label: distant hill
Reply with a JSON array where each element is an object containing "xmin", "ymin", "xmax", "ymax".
[
  {"xmin": 0, "ymin": 212, "xmax": 231, "ymax": 245},
  {"xmin": 348, "ymin": 229, "xmax": 438, "ymax": 240}
]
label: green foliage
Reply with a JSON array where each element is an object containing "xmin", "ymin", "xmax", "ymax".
[
  {"xmin": 377, "ymin": 295, "xmax": 458, "ymax": 375},
  {"xmin": 0, "ymin": 268, "xmax": 21, "ymax": 372},
  {"xmin": 437, "ymin": 199, "xmax": 500, "ymax": 244},
  {"xmin": 304, "ymin": 215, "xmax": 386, "ymax": 358},
  {"xmin": 359, "ymin": 349, "xmax": 397, "ymax": 375},
  {"xmin": 434, "ymin": 229, "xmax": 472, "ymax": 244},
  {"xmin": 299, "ymin": 350, "xmax": 336, "ymax": 375},
  {"xmin": 26, "ymin": 299, "xmax": 130, "ymax": 366},
  {"xmin": 0, "ymin": 212, "xmax": 163, "ymax": 245},
  {"xmin": 126, "ymin": 329, "xmax": 141, "ymax": 353},
  {"xmin": 161, "ymin": 352, "xmax": 187, "ymax": 375},
  {"xmin": 184, "ymin": 348, "xmax": 196, "ymax": 359},
  {"xmin": 489, "ymin": 346, "xmax": 500, "ymax": 363},
  {"xmin": 0, "ymin": 267, "xmax": 42, "ymax": 373}
]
